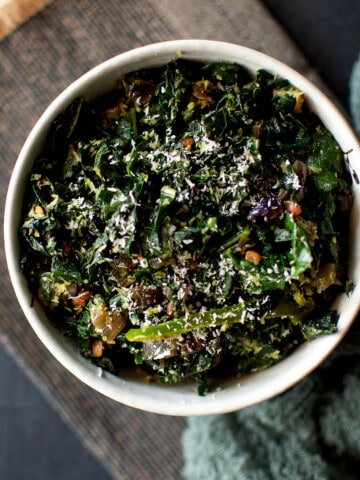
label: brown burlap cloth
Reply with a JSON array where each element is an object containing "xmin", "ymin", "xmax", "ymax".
[{"xmin": 0, "ymin": 1, "xmax": 332, "ymax": 479}]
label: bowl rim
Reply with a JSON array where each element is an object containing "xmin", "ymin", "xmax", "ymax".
[{"xmin": 4, "ymin": 39, "xmax": 360, "ymax": 416}]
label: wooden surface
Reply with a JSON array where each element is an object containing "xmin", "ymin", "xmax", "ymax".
[
  {"xmin": 0, "ymin": 0, "xmax": 53, "ymax": 39},
  {"xmin": 0, "ymin": 1, "xmax": 334, "ymax": 479}
]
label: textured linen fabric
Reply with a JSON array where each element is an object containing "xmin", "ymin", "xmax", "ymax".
[{"xmin": 181, "ymin": 60, "xmax": 360, "ymax": 480}]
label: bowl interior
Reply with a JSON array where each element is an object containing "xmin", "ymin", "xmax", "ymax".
[{"xmin": 5, "ymin": 40, "xmax": 360, "ymax": 415}]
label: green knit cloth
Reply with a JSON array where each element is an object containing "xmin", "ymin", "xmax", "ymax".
[
  {"xmin": 350, "ymin": 54, "xmax": 360, "ymax": 135},
  {"xmin": 181, "ymin": 55, "xmax": 360, "ymax": 480}
]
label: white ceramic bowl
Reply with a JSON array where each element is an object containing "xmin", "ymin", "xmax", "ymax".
[{"xmin": 4, "ymin": 40, "xmax": 360, "ymax": 416}]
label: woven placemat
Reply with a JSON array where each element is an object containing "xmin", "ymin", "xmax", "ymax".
[{"xmin": 0, "ymin": 1, "xmax": 330, "ymax": 478}]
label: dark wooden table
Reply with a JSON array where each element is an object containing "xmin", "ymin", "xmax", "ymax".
[{"xmin": 1, "ymin": 1, "xmax": 359, "ymax": 478}]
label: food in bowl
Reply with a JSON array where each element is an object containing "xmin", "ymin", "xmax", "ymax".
[{"xmin": 19, "ymin": 57, "xmax": 353, "ymax": 395}]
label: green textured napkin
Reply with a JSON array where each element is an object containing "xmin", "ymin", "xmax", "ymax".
[
  {"xmin": 181, "ymin": 57, "xmax": 360, "ymax": 480},
  {"xmin": 350, "ymin": 54, "xmax": 360, "ymax": 135}
]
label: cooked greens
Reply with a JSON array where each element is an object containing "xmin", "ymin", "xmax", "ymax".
[{"xmin": 20, "ymin": 59, "xmax": 353, "ymax": 394}]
